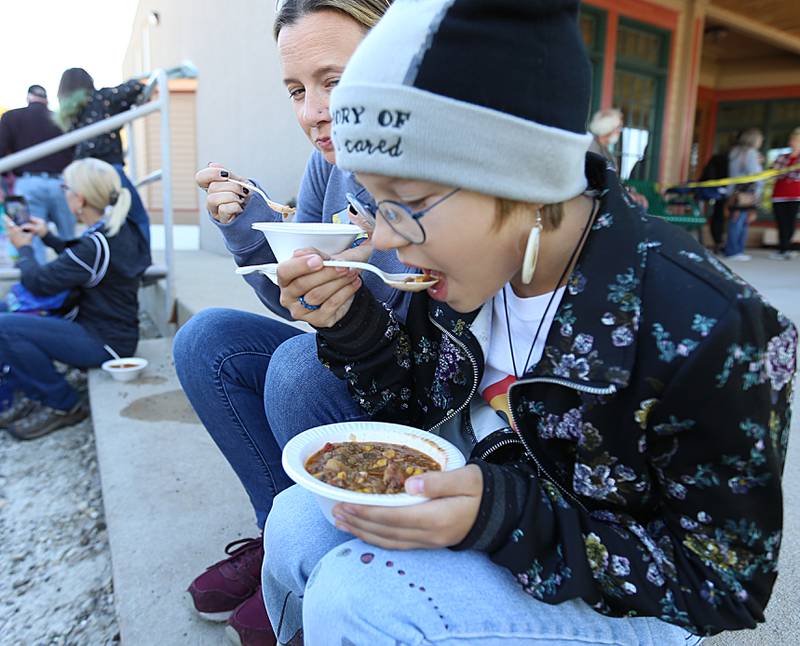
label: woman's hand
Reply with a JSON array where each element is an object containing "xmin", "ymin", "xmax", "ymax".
[
  {"xmin": 332, "ymin": 465, "xmax": 484, "ymax": 549},
  {"xmin": 22, "ymin": 216, "xmax": 49, "ymax": 238},
  {"xmin": 278, "ymin": 248, "xmax": 363, "ymax": 328},
  {"xmin": 3, "ymin": 216, "xmax": 34, "ymax": 249},
  {"xmin": 196, "ymin": 163, "xmax": 250, "ymax": 224}
]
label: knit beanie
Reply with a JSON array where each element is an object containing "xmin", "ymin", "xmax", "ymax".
[{"xmin": 330, "ymin": 0, "xmax": 594, "ymax": 205}]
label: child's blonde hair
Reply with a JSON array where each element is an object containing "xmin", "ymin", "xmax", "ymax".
[{"xmin": 63, "ymin": 158, "xmax": 130, "ymax": 237}]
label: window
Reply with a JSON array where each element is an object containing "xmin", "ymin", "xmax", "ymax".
[
  {"xmin": 613, "ymin": 20, "xmax": 670, "ymax": 181},
  {"xmin": 580, "ymin": 6, "xmax": 606, "ymax": 117}
]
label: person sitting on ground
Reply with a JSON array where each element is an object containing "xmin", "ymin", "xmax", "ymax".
[
  {"xmin": 0, "ymin": 158, "xmax": 150, "ymax": 440},
  {"xmin": 0, "ymin": 84, "xmax": 76, "ymax": 262},
  {"xmin": 173, "ymin": 1, "xmax": 402, "ymax": 643},
  {"xmin": 770, "ymin": 126, "xmax": 800, "ymax": 260},
  {"xmin": 56, "ymin": 67, "xmax": 151, "ymax": 244},
  {"xmin": 264, "ymin": 1, "xmax": 795, "ymax": 643}
]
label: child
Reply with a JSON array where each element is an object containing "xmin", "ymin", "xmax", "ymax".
[{"xmin": 266, "ymin": 1, "xmax": 796, "ymax": 643}]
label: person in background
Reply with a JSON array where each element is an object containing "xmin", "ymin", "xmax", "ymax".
[
  {"xmin": 0, "ymin": 85, "xmax": 76, "ymax": 262},
  {"xmin": 770, "ymin": 127, "xmax": 800, "ymax": 260},
  {"xmin": 588, "ymin": 107, "xmax": 622, "ymax": 169},
  {"xmin": 725, "ymin": 128, "xmax": 764, "ymax": 261},
  {"xmin": 56, "ymin": 68, "xmax": 151, "ymax": 244},
  {"xmin": 173, "ymin": 2, "xmax": 401, "ymax": 644},
  {"xmin": 0, "ymin": 158, "xmax": 150, "ymax": 440}
]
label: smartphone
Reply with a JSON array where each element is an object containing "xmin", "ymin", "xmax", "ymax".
[{"xmin": 4, "ymin": 195, "xmax": 31, "ymax": 226}]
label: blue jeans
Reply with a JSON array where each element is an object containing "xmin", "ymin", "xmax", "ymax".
[
  {"xmin": 0, "ymin": 314, "xmax": 109, "ymax": 410},
  {"xmin": 14, "ymin": 174, "xmax": 76, "ymax": 263},
  {"xmin": 113, "ymin": 165, "xmax": 151, "ymax": 246},
  {"xmin": 264, "ymin": 486, "xmax": 697, "ymax": 646},
  {"xmin": 724, "ymin": 210, "xmax": 749, "ymax": 257},
  {"xmin": 172, "ymin": 308, "xmax": 368, "ymax": 529}
]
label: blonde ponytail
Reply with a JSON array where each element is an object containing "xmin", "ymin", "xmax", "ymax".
[{"xmin": 63, "ymin": 158, "xmax": 130, "ymax": 236}]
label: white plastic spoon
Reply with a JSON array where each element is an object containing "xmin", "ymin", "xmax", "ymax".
[
  {"xmin": 322, "ymin": 260, "xmax": 438, "ymax": 292},
  {"xmin": 226, "ymin": 178, "xmax": 296, "ymax": 220}
]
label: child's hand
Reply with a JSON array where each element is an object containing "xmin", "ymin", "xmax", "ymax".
[
  {"xmin": 332, "ymin": 465, "xmax": 483, "ymax": 549},
  {"xmin": 278, "ymin": 248, "xmax": 362, "ymax": 328}
]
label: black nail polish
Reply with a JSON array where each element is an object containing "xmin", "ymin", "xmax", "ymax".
[
  {"xmin": 242, "ymin": 187, "xmax": 250, "ymax": 194},
  {"xmin": 220, "ymin": 170, "xmax": 229, "ymax": 178}
]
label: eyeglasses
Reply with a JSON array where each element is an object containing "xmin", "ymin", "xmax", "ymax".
[
  {"xmin": 371, "ymin": 188, "xmax": 461, "ymax": 245},
  {"xmin": 60, "ymin": 183, "xmax": 74, "ymax": 194}
]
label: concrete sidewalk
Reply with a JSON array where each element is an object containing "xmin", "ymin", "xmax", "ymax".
[{"xmin": 98, "ymin": 247, "xmax": 799, "ymax": 644}]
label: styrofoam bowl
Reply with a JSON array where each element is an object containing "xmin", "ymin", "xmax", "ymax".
[
  {"xmin": 251, "ymin": 222, "xmax": 362, "ymax": 263},
  {"xmin": 282, "ymin": 421, "xmax": 467, "ymax": 525},
  {"xmin": 101, "ymin": 357, "xmax": 148, "ymax": 382}
]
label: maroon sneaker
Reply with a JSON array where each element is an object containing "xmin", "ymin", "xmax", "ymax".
[
  {"xmin": 186, "ymin": 536, "xmax": 264, "ymax": 622},
  {"xmin": 225, "ymin": 588, "xmax": 277, "ymax": 646}
]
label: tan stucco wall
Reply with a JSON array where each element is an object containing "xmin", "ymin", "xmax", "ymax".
[{"xmin": 124, "ymin": 0, "xmax": 310, "ymax": 254}]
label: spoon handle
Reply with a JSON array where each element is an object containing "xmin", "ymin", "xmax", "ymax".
[
  {"xmin": 226, "ymin": 178, "xmax": 296, "ymax": 220},
  {"xmin": 235, "ymin": 263, "xmax": 278, "ymax": 276},
  {"xmin": 322, "ymin": 260, "xmax": 381, "ymax": 277}
]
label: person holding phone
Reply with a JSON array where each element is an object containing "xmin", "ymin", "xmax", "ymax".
[
  {"xmin": 0, "ymin": 85, "xmax": 76, "ymax": 262},
  {"xmin": 0, "ymin": 158, "xmax": 150, "ymax": 440}
]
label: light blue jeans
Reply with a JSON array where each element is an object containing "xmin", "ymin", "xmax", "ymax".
[
  {"xmin": 263, "ymin": 486, "xmax": 697, "ymax": 646},
  {"xmin": 173, "ymin": 308, "xmax": 368, "ymax": 528},
  {"xmin": 14, "ymin": 173, "xmax": 76, "ymax": 263},
  {"xmin": 724, "ymin": 209, "xmax": 749, "ymax": 257}
]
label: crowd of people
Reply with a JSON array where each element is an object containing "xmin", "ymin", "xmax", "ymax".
[{"xmin": 1, "ymin": 0, "xmax": 798, "ymax": 645}]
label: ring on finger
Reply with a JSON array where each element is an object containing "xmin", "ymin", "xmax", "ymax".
[{"xmin": 298, "ymin": 295, "xmax": 321, "ymax": 311}]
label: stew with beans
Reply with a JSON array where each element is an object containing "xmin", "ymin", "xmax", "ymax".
[{"xmin": 305, "ymin": 441, "xmax": 441, "ymax": 494}]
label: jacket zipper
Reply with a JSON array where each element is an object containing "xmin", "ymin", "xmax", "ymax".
[
  {"xmin": 427, "ymin": 316, "xmax": 480, "ymax": 434},
  {"xmin": 507, "ymin": 378, "xmax": 617, "ymax": 513},
  {"xmin": 477, "ymin": 436, "xmax": 523, "ymax": 460}
]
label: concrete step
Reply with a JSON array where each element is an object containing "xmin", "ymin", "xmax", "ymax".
[{"xmin": 89, "ymin": 338, "xmax": 254, "ymax": 645}]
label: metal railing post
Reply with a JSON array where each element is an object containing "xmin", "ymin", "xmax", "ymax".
[{"xmin": 157, "ymin": 69, "xmax": 175, "ymax": 330}]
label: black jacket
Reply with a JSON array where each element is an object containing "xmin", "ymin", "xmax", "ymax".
[
  {"xmin": 17, "ymin": 220, "xmax": 150, "ymax": 357},
  {"xmin": 0, "ymin": 103, "xmax": 74, "ymax": 174},
  {"xmin": 316, "ymin": 156, "xmax": 796, "ymax": 636}
]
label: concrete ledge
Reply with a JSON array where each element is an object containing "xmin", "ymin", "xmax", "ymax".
[{"xmin": 90, "ymin": 339, "xmax": 253, "ymax": 644}]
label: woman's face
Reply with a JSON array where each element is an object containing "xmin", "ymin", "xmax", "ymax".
[
  {"xmin": 790, "ymin": 133, "xmax": 800, "ymax": 152},
  {"xmin": 358, "ymin": 174, "xmax": 530, "ymax": 313},
  {"xmin": 278, "ymin": 11, "xmax": 366, "ymax": 165},
  {"xmin": 63, "ymin": 185, "xmax": 85, "ymax": 221}
]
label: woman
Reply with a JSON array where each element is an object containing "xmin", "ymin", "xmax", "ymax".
[
  {"xmin": 724, "ymin": 128, "xmax": 764, "ymax": 261},
  {"xmin": 266, "ymin": 1, "xmax": 794, "ymax": 643},
  {"xmin": 0, "ymin": 158, "xmax": 150, "ymax": 441},
  {"xmin": 56, "ymin": 67, "xmax": 151, "ymax": 244},
  {"xmin": 771, "ymin": 127, "xmax": 800, "ymax": 260},
  {"xmin": 173, "ymin": 2, "xmax": 400, "ymax": 643}
]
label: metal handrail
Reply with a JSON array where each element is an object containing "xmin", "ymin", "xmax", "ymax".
[{"xmin": 0, "ymin": 68, "xmax": 176, "ymax": 331}]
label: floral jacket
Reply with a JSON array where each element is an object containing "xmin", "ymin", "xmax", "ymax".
[{"xmin": 316, "ymin": 156, "xmax": 797, "ymax": 636}]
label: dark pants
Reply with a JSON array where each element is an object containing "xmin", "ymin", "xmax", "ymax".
[
  {"xmin": 709, "ymin": 199, "xmax": 727, "ymax": 247},
  {"xmin": 773, "ymin": 201, "xmax": 800, "ymax": 253},
  {"xmin": 0, "ymin": 314, "xmax": 110, "ymax": 410}
]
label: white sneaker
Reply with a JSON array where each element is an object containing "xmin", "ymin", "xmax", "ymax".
[
  {"xmin": 770, "ymin": 252, "xmax": 789, "ymax": 260},
  {"xmin": 726, "ymin": 253, "xmax": 751, "ymax": 262}
]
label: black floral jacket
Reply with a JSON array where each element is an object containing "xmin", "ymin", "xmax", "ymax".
[{"xmin": 316, "ymin": 157, "xmax": 796, "ymax": 636}]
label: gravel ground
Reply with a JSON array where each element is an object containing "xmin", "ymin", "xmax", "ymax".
[{"xmin": 0, "ymin": 417, "xmax": 119, "ymax": 645}]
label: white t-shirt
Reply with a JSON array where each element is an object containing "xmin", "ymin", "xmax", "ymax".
[{"xmin": 472, "ymin": 285, "xmax": 565, "ymax": 442}]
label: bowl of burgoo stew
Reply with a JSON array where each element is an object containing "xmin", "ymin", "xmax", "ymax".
[{"xmin": 282, "ymin": 421, "xmax": 467, "ymax": 525}]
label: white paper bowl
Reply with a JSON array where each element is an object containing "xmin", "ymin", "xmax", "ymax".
[
  {"xmin": 282, "ymin": 421, "xmax": 467, "ymax": 525},
  {"xmin": 101, "ymin": 357, "xmax": 148, "ymax": 382},
  {"xmin": 252, "ymin": 222, "xmax": 362, "ymax": 263}
]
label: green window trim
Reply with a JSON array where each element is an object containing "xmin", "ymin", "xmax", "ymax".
[{"xmin": 580, "ymin": 6, "xmax": 607, "ymax": 117}]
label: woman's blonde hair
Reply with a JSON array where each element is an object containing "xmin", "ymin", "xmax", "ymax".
[
  {"xmin": 63, "ymin": 158, "xmax": 131, "ymax": 237},
  {"xmin": 273, "ymin": 0, "xmax": 391, "ymax": 39}
]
